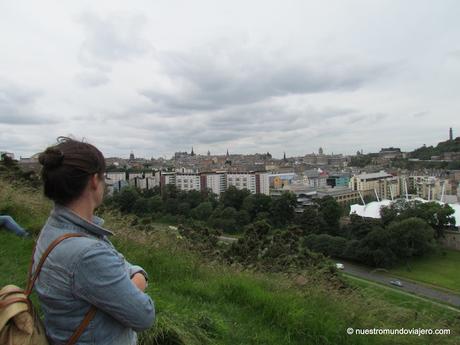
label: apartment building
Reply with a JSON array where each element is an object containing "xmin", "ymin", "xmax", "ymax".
[
  {"xmin": 202, "ymin": 172, "xmax": 227, "ymax": 195},
  {"xmin": 128, "ymin": 172, "xmax": 143, "ymax": 180},
  {"xmin": 105, "ymin": 172, "xmax": 126, "ymax": 183},
  {"xmin": 317, "ymin": 187, "xmax": 361, "ymax": 205},
  {"xmin": 175, "ymin": 173, "xmax": 201, "ymax": 192},
  {"xmin": 227, "ymin": 172, "xmax": 256, "ymax": 193},
  {"xmin": 149, "ymin": 171, "xmax": 270, "ymax": 196},
  {"xmin": 349, "ymin": 171, "xmax": 400, "ymax": 200},
  {"xmin": 226, "ymin": 172, "xmax": 270, "ymax": 195},
  {"xmin": 416, "ymin": 177, "xmax": 454, "ymax": 201}
]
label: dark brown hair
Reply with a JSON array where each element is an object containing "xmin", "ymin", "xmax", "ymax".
[{"xmin": 39, "ymin": 137, "xmax": 106, "ymax": 205}]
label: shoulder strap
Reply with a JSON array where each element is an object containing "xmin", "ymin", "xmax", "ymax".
[
  {"xmin": 25, "ymin": 233, "xmax": 86, "ymax": 296},
  {"xmin": 66, "ymin": 306, "xmax": 97, "ymax": 345},
  {"xmin": 25, "ymin": 233, "xmax": 97, "ymax": 345}
]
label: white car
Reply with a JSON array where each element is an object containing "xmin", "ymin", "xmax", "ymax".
[
  {"xmin": 335, "ymin": 263, "xmax": 344, "ymax": 270},
  {"xmin": 389, "ymin": 280, "xmax": 403, "ymax": 287}
]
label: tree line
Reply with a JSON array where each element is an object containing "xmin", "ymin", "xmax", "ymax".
[
  {"xmin": 104, "ymin": 184, "xmax": 298, "ymax": 232},
  {"xmin": 105, "ymin": 184, "xmax": 456, "ymax": 268}
]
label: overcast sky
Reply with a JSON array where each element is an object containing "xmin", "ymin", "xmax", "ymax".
[{"xmin": 0, "ymin": 0, "xmax": 459, "ymax": 159}]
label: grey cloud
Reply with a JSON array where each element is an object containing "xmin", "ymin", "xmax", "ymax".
[
  {"xmin": 412, "ymin": 111, "xmax": 429, "ymax": 118},
  {"xmin": 75, "ymin": 71, "xmax": 110, "ymax": 87},
  {"xmin": 0, "ymin": 79, "xmax": 56, "ymax": 125},
  {"xmin": 140, "ymin": 45, "xmax": 388, "ymax": 112},
  {"xmin": 113, "ymin": 100, "xmax": 360, "ymax": 154},
  {"xmin": 77, "ymin": 12, "xmax": 151, "ymax": 68},
  {"xmin": 447, "ymin": 50, "xmax": 460, "ymax": 59}
]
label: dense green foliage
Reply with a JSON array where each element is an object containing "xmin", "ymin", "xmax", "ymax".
[
  {"xmin": 410, "ymin": 137, "xmax": 460, "ymax": 160},
  {"xmin": 349, "ymin": 137, "xmax": 460, "ymax": 169},
  {"xmin": 380, "ymin": 200, "xmax": 456, "ymax": 238},
  {"xmin": 349, "ymin": 153, "xmax": 376, "ymax": 167},
  {"xmin": 301, "ymin": 200, "xmax": 448, "ymax": 267},
  {"xmin": 105, "ymin": 180, "xmax": 452, "ymax": 268},
  {"xmin": 105, "ymin": 185, "xmax": 298, "ymax": 234},
  {"xmin": 0, "ymin": 154, "xmax": 41, "ymax": 188}
]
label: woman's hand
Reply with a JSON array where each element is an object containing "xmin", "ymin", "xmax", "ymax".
[{"xmin": 131, "ymin": 273, "xmax": 147, "ymax": 292}]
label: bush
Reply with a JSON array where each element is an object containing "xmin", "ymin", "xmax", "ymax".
[
  {"xmin": 191, "ymin": 202, "xmax": 213, "ymax": 221},
  {"xmin": 303, "ymin": 234, "xmax": 347, "ymax": 257}
]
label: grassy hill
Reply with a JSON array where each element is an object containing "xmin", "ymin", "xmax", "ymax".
[
  {"xmin": 410, "ymin": 137, "xmax": 460, "ymax": 160},
  {"xmin": 1, "ymin": 179, "xmax": 459, "ymax": 344}
]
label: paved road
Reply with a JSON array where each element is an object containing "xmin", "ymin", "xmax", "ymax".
[
  {"xmin": 339, "ymin": 260, "xmax": 460, "ymax": 308},
  {"xmin": 218, "ymin": 235, "xmax": 238, "ymax": 243}
]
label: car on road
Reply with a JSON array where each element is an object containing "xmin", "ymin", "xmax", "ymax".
[
  {"xmin": 335, "ymin": 263, "xmax": 344, "ymax": 270},
  {"xmin": 389, "ymin": 280, "xmax": 403, "ymax": 287}
]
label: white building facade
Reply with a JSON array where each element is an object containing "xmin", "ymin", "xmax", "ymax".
[
  {"xmin": 175, "ymin": 174, "xmax": 201, "ymax": 192},
  {"xmin": 204, "ymin": 173, "xmax": 227, "ymax": 195}
]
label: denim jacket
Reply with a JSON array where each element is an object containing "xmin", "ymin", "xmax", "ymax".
[{"xmin": 33, "ymin": 205, "xmax": 155, "ymax": 345}]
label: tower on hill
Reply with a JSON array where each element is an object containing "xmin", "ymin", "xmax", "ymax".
[{"xmin": 450, "ymin": 127, "xmax": 453, "ymax": 141}]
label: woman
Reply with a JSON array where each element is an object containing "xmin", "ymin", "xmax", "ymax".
[
  {"xmin": 0, "ymin": 215, "xmax": 29, "ymax": 237},
  {"xmin": 34, "ymin": 137, "xmax": 155, "ymax": 344}
]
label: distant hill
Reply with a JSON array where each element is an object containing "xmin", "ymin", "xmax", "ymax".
[{"xmin": 410, "ymin": 137, "xmax": 460, "ymax": 160}]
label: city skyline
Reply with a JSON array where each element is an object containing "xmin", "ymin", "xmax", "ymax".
[
  {"xmin": 3, "ymin": 129, "xmax": 457, "ymax": 161},
  {"xmin": 1, "ymin": 1, "xmax": 459, "ymax": 158}
]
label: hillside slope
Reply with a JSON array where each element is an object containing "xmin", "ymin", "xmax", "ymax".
[{"xmin": 1, "ymin": 179, "xmax": 459, "ymax": 344}]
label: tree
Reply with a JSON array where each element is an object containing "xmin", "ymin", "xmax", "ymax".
[
  {"xmin": 191, "ymin": 202, "xmax": 214, "ymax": 221},
  {"xmin": 0, "ymin": 154, "xmax": 16, "ymax": 167},
  {"xmin": 242, "ymin": 194, "xmax": 272, "ymax": 221},
  {"xmin": 269, "ymin": 191, "xmax": 297, "ymax": 227},
  {"xmin": 220, "ymin": 186, "xmax": 251, "ymax": 210},
  {"xmin": 356, "ymin": 226, "xmax": 397, "ymax": 267},
  {"xmin": 254, "ymin": 211, "xmax": 271, "ymax": 222},
  {"xmin": 244, "ymin": 220, "xmax": 271, "ymax": 240},
  {"xmin": 383, "ymin": 200, "xmax": 456, "ymax": 238},
  {"xmin": 296, "ymin": 206, "xmax": 323, "ymax": 234},
  {"xmin": 387, "ymin": 217, "xmax": 435, "ymax": 260},
  {"xmin": 112, "ymin": 187, "xmax": 139, "ymax": 213},
  {"xmin": 161, "ymin": 184, "xmax": 178, "ymax": 201},
  {"xmin": 184, "ymin": 190, "xmax": 203, "ymax": 209},
  {"xmin": 148, "ymin": 195, "xmax": 163, "ymax": 213},
  {"xmin": 303, "ymin": 234, "xmax": 347, "ymax": 257},
  {"xmin": 177, "ymin": 202, "xmax": 191, "ymax": 216},
  {"xmin": 236, "ymin": 209, "xmax": 251, "ymax": 228},
  {"xmin": 317, "ymin": 196, "xmax": 341, "ymax": 235},
  {"xmin": 380, "ymin": 203, "xmax": 399, "ymax": 226},
  {"xmin": 344, "ymin": 214, "xmax": 378, "ymax": 239},
  {"xmin": 132, "ymin": 197, "xmax": 150, "ymax": 216},
  {"xmin": 209, "ymin": 206, "xmax": 239, "ymax": 233},
  {"xmin": 164, "ymin": 198, "xmax": 179, "ymax": 215}
]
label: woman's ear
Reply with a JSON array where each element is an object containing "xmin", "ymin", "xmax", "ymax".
[{"xmin": 90, "ymin": 173, "xmax": 99, "ymax": 190}]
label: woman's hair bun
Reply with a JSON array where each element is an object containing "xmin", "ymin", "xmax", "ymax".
[{"xmin": 38, "ymin": 148, "xmax": 64, "ymax": 169}]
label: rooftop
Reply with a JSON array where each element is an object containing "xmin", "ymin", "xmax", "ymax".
[{"xmin": 356, "ymin": 171, "xmax": 392, "ymax": 180}]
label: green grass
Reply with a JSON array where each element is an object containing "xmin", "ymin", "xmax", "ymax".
[
  {"xmin": 2, "ymin": 179, "xmax": 460, "ymax": 344},
  {"xmin": 389, "ymin": 249, "xmax": 460, "ymax": 294},
  {"xmin": 343, "ymin": 275, "xmax": 460, "ymax": 317}
]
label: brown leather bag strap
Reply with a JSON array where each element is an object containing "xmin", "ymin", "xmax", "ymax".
[
  {"xmin": 0, "ymin": 288, "xmax": 25, "ymax": 298},
  {"xmin": 25, "ymin": 233, "xmax": 87, "ymax": 296},
  {"xmin": 0, "ymin": 296, "xmax": 30, "ymax": 309},
  {"xmin": 26, "ymin": 242, "xmax": 37, "ymax": 292},
  {"xmin": 66, "ymin": 306, "xmax": 97, "ymax": 345}
]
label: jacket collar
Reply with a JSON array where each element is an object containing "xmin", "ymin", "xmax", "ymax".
[{"xmin": 51, "ymin": 204, "xmax": 114, "ymax": 237}]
